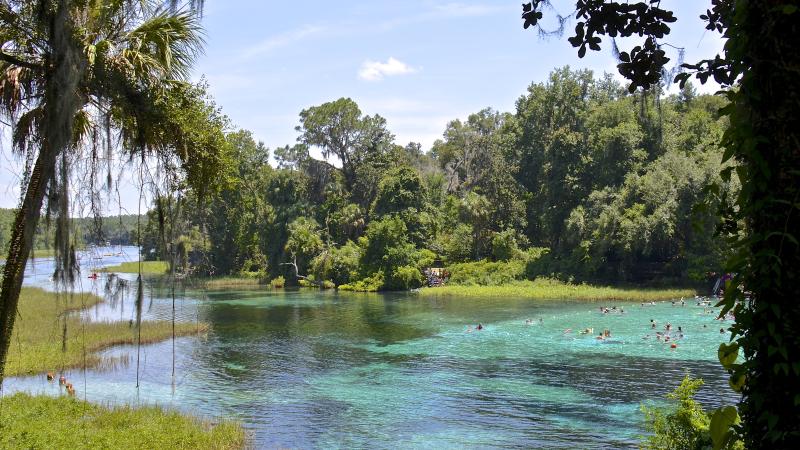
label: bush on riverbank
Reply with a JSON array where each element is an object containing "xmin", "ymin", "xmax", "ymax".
[
  {"xmin": 270, "ymin": 276, "xmax": 285, "ymax": 288},
  {"xmin": 446, "ymin": 259, "xmax": 526, "ymax": 286},
  {"xmin": 419, "ymin": 278, "xmax": 696, "ymax": 301},
  {"xmin": 6, "ymin": 288, "xmax": 208, "ymax": 377},
  {"xmin": 0, "ymin": 393, "xmax": 245, "ymax": 449}
]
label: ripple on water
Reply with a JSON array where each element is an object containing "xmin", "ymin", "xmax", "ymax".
[{"xmin": 3, "ymin": 278, "xmax": 737, "ymax": 448}]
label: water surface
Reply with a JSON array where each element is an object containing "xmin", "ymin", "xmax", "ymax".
[{"xmin": 3, "ymin": 253, "xmax": 737, "ymax": 448}]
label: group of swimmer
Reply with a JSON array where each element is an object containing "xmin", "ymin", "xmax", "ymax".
[{"xmin": 464, "ymin": 296, "xmax": 734, "ymax": 344}]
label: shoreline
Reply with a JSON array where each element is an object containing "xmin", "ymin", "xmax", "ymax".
[
  {"xmin": 418, "ymin": 279, "xmax": 698, "ymax": 302},
  {"xmin": 6, "ymin": 287, "xmax": 208, "ymax": 377}
]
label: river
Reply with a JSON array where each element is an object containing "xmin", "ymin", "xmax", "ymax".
[{"xmin": 2, "ymin": 246, "xmax": 737, "ymax": 448}]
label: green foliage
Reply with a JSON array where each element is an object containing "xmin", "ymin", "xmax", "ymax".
[
  {"xmin": 491, "ymin": 229, "xmax": 520, "ymax": 261},
  {"xmin": 356, "ymin": 216, "xmax": 426, "ymax": 290},
  {"xmin": 640, "ymin": 376, "xmax": 712, "ymax": 450},
  {"xmin": 392, "ymin": 265, "xmax": 424, "ymax": 290},
  {"xmin": 311, "ymin": 240, "xmax": 361, "ymax": 286},
  {"xmin": 522, "ymin": 2, "xmax": 800, "ymax": 445},
  {"xmin": 338, "ymin": 270, "xmax": 385, "ymax": 292},
  {"xmin": 0, "ymin": 393, "xmax": 244, "ymax": 450},
  {"xmin": 371, "ymin": 166, "xmax": 424, "ymax": 217},
  {"xmin": 285, "ymin": 217, "xmax": 324, "ymax": 272},
  {"xmin": 447, "ymin": 259, "xmax": 526, "ymax": 286},
  {"xmin": 440, "ymin": 223, "xmax": 474, "ymax": 264},
  {"xmin": 270, "ymin": 276, "xmax": 285, "ymax": 289},
  {"xmin": 149, "ymin": 75, "xmax": 737, "ymax": 299}
]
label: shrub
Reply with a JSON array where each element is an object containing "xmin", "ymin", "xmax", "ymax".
[
  {"xmin": 440, "ymin": 223, "xmax": 473, "ymax": 263},
  {"xmin": 338, "ymin": 270, "xmax": 385, "ymax": 292},
  {"xmin": 446, "ymin": 259, "xmax": 526, "ymax": 286},
  {"xmin": 491, "ymin": 229, "xmax": 519, "ymax": 261},
  {"xmin": 311, "ymin": 241, "xmax": 361, "ymax": 286},
  {"xmin": 270, "ymin": 276, "xmax": 285, "ymax": 288},
  {"xmin": 639, "ymin": 376, "xmax": 745, "ymax": 450},
  {"xmin": 392, "ymin": 265, "xmax": 424, "ymax": 290}
]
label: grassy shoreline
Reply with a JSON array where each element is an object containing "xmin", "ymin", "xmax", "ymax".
[
  {"xmin": 100, "ymin": 260, "xmax": 169, "ymax": 275},
  {"xmin": 203, "ymin": 276, "xmax": 265, "ymax": 289},
  {"xmin": 0, "ymin": 393, "xmax": 245, "ymax": 449},
  {"xmin": 4, "ymin": 289, "xmax": 244, "ymax": 448},
  {"xmin": 6, "ymin": 287, "xmax": 207, "ymax": 377},
  {"xmin": 418, "ymin": 279, "xmax": 697, "ymax": 302}
]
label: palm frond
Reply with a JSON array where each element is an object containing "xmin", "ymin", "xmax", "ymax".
[
  {"xmin": 122, "ymin": 10, "xmax": 204, "ymax": 81},
  {"xmin": 0, "ymin": 64, "xmax": 39, "ymax": 117},
  {"xmin": 11, "ymin": 105, "xmax": 43, "ymax": 155}
]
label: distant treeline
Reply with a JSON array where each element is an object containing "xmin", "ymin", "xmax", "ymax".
[
  {"xmin": 0, "ymin": 209, "xmax": 141, "ymax": 254},
  {"xmin": 143, "ymin": 67, "xmax": 737, "ymax": 290}
]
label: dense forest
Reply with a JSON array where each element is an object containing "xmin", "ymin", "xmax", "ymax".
[
  {"xmin": 143, "ymin": 67, "xmax": 737, "ymax": 290},
  {"xmin": 0, "ymin": 210, "xmax": 140, "ymax": 256}
]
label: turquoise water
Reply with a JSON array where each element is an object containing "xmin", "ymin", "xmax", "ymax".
[{"xmin": 3, "ymin": 258, "xmax": 737, "ymax": 448}]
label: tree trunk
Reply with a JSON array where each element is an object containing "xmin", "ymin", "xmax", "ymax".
[
  {"xmin": 737, "ymin": 2, "xmax": 800, "ymax": 447},
  {"xmin": 0, "ymin": 1, "xmax": 83, "ymax": 384}
]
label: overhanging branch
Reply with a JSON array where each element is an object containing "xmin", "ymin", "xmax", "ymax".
[{"xmin": 0, "ymin": 51, "xmax": 41, "ymax": 71}]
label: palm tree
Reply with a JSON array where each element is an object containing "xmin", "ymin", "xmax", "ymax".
[{"xmin": 0, "ymin": 0, "xmax": 212, "ymax": 383}]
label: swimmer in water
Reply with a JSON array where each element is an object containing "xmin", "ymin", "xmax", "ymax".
[
  {"xmin": 476, "ymin": 323, "xmax": 484, "ymax": 331},
  {"xmin": 596, "ymin": 332, "xmax": 605, "ymax": 340}
]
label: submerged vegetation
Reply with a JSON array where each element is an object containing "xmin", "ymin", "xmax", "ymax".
[
  {"xmin": 0, "ymin": 393, "xmax": 245, "ymax": 449},
  {"xmin": 5, "ymin": 287, "xmax": 207, "ymax": 377}
]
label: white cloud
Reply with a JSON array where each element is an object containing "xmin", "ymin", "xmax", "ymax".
[
  {"xmin": 358, "ymin": 57, "xmax": 417, "ymax": 82},
  {"xmin": 241, "ymin": 25, "xmax": 325, "ymax": 59}
]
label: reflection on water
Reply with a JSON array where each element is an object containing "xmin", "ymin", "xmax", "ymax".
[{"xmin": 3, "ymin": 253, "xmax": 737, "ymax": 448}]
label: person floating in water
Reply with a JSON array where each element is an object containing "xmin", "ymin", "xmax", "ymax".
[{"xmin": 476, "ymin": 323, "xmax": 483, "ymax": 331}]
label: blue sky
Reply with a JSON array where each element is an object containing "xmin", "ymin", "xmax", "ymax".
[{"xmin": 0, "ymin": 1, "xmax": 724, "ymax": 211}]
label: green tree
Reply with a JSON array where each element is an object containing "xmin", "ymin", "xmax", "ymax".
[
  {"xmin": 284, "ymin": 216, "xmax": 324, "ymax": 281},
  {"xmin": 296, "ymin": 98, "xmax": 395, "ymax": 203},
  {"xmin": 371, "ymin": 166, "xmax": 424, "ymax": 217},
  {"xmin": 522, "ymin": 1, "xmax": 800, "ymax": 445},
  {"xmin": 0, "ymin": 0, "xmax": 208, "ymax": 383}
]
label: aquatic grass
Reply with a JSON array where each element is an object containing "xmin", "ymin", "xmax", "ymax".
[
  {"xmin": 204, "ymin": 276, "xmax": 265, "ymax": 289},
  {"xmin": 5, "ymin": 288, "xmax": 208, "ymax": 377},
  {"xmin": 0, "ymin": 393, "xmax": 246, "ymax": 449},
  {"xmin": 418, "ymin": 279, "xmax": 697, "ymax": 301},
  {"xmin": 100, "ymin": 260, "xmax": 169, "ymax": 274}
]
